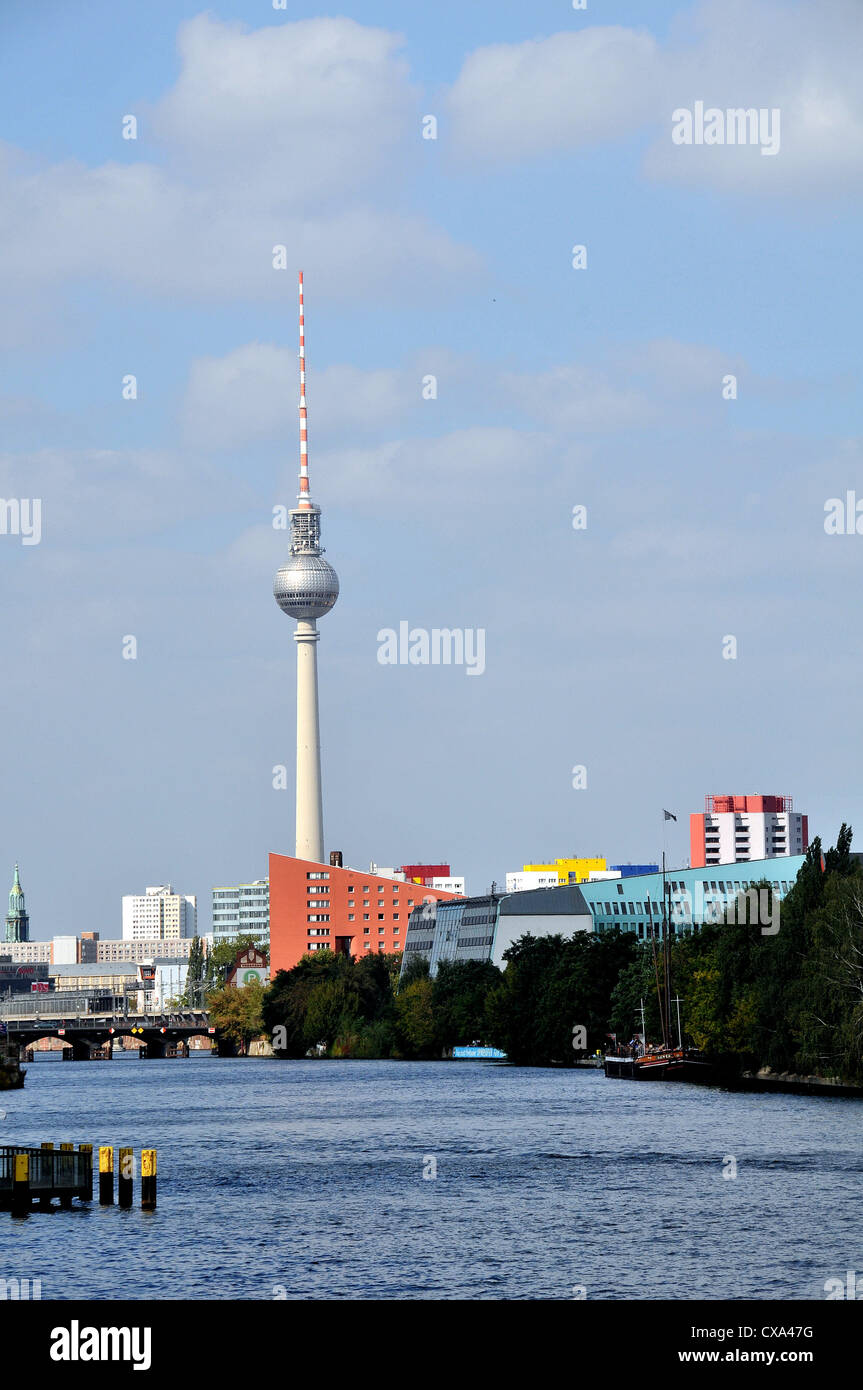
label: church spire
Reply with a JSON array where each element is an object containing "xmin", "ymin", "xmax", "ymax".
[{"xmin": 5, "ymin": 863, "xmax": 29, "ymax": 943}]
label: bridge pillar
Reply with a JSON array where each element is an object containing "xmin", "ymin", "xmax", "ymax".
[{"xmin": 139, "ymin": 1038, "xmax": 165, "ymax": 1059}]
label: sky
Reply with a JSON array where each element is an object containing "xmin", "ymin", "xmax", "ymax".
[{"xmin": 1, "ymin": 0, "xmax": 861, "ymax": 938}]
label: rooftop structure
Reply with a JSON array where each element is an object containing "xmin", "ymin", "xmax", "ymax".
[{"xmin": 691, "ymin": 795, "xmax": 808, "ymax": 868}]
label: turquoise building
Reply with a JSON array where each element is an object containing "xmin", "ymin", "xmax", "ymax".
[{"xmin": 401, "ymin": 855, "xmax": 807, "ymax": 978}]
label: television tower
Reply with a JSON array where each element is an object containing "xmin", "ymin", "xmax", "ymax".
[{"xmin": 273, "ymin": 272, "xmax": 340, "ymax": 863}]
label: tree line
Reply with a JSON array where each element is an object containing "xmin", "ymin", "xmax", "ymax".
[{"xmin": 207, "ymin": 827, "xmax": 863, "ymax": 1080}]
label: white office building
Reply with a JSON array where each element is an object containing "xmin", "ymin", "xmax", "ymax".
[
  {"xmin": 505, "ymin": 869, "xmax": 561, "ymax": 892},
  {"xmin": 122, "ymin": 885, "xmax": 197, "ymax": 941}
]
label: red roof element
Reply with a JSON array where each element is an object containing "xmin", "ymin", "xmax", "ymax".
[{"xmin": 705, "ymin": 795, "xmax": 794, "ymax": 814}]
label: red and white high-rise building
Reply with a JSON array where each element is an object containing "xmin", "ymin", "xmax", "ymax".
[{"xmin": 690, "ymin": 795, "xmax": 808, "ymax": 869}]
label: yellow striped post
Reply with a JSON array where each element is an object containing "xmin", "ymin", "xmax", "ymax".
[
  {"xmin": 12, "ymin": 1153, "xmax": 30, "ymax": 1215},
  {"xmin": 118, "ymin": 1147, "xmax": 134, "ymax": 1208},
  {"xmin": 141, "ymin": 1149, "xmax": 157, "ymax": 1210},
  {"xmin": 98, "ymin": 1145, "xmax": 114, "ymax": 1205}
]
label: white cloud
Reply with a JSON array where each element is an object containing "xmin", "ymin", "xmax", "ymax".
[
  {"xmin": 181, "ymin": 343, "xmax": 421, "ymax": 449},
  {"xmin": 179, "ymin": 338, "xmax": 748, "ymax": 453},
  {"xmin": 312, "ymin": 426, "xmax": 554, "ymax": 517},
  {"xmin": 447, "ymin": 0, "xmax": 863, "ymax": 197},
  {"xmin": 447, "ymin": 26, "xmax": 659, "ymax": 162},
  {"xmin": 646, "ymin": 0, "xmax": 863, "ymax": 195},
  {"xmin": 0, "ymin": 446, "xmax": 253, "ymax": 544},
  {"xmin": 0, "ymin": 15, "xmax": 479, "ymax": 310},
  {"xmin": 152, "ymin": 14, "xmax": 413, "ymax": 206},
  {"xmin": 499, "ymin": 364, "xmax": 658, "ymax": 432}
]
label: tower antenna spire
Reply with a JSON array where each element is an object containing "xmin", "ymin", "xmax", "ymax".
[{"xmin": 298, "ymin": 270, "xmax": 310, "ymax": 510}]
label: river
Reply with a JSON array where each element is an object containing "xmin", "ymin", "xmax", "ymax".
[{"xmin": 3, "ymin": 1054, "xmax": 859, "ymax": 1300}]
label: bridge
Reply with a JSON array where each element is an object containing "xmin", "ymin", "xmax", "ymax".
[{"xmin": 0, "ymin": 989, "xmax": 217, "ymax": 1060}]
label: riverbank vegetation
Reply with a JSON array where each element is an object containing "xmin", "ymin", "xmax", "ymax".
[{"xmin": 235, "ymin": 827, "xmax": 863, "ymax": 1082}]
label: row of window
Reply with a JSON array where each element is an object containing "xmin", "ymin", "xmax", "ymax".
[
  {"xmin": 306, "ymin": 912, "xmax": 403, "ymax": 923},
  {"xmin": 306, "ymin": 898, "xmax": 415, "ymax": 911},
  {"xmin": 306, "ymin": 926, "xmax": 401, "ymax": 938},
  {"xmin": 595, "ymin": 879, "xmax": 793, "ymax": 920}
]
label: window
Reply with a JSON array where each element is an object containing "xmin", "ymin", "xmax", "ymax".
[
  {"xmin": 378, "ymin": 913, "xmax": 384, "ymax": 921},
  {"xmin": 393, "ymin": 927, "xmax": 399, "ymax": 935},
  {"xmin": 363, "ymin": 914, "xmax": 369, "ymax": 921},
  {"xmin": 347, "ymin": 885, "xmax": 354, "ymax": 892},
  {"xmin": 393, "ymin": 913, "xmax": 399, "ymax": 920},
  {"xmin": 348, "ymin": 914, "xmax": 355, "ymax": 921},
  {"xmin": 407, "ymin": 899, "xmax": 414, "ymax": 906},
  {"xmin": 306, "ymin": 872, "xmax": 330, "ymax": 880},
  {"xmin": 348, "ymin": 900, "xmax": 355, "ymax": 908},
  {"xmin": 378, "ymin": 900, "xmax": 385, "ymax": 908},
  {"xmin": 363, "ymin": 927, "xmax": 370, "ymax": 935},
  {"xmin": 617, "ymin": 884, "xmax": 624, "ymax": 894}
]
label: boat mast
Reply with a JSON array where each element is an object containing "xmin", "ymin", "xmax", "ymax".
[
  {"xmin": 647, "ymin": 896, "xmax": 664, "ymax": 1047},
  {"xmin": 661, "ymin": 851, "xmax": 671, "ymax": 1049}
]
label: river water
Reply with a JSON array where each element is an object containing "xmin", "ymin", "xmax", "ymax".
[{"xmin": 2, "ymin": 1054, "xmax": 860, "ymax": 1300}]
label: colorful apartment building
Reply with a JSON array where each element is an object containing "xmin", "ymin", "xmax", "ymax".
[
  {"xmin": 505, "ymin": 856, "xmax": 606, "ymax": 892},
  {"xmin": 690, "ymin": 795, "xmax": 808, "ymax": 868},
  {"xmin": 268, "ymin": 853, "xmax": 462, "ymax": 974}
]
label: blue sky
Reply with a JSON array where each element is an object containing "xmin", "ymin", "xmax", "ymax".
[{"xmin": 1, "ymin": 0, "xmax": 861, "ymax": 937}]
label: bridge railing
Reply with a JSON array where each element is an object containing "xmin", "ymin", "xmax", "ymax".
[
  {"xmin": 0, "ymin": 1145, "xmax": 90, "ymax": 1195},
  {"xmin": 0, "ymin": 993, "xmax": 211, "ymax": 1022},
  {"xmin": 0, "ymin": 990, "xmax": 124, "ymax": 1019}
]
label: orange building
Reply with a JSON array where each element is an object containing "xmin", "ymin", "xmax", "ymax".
[{"xmin": 268, "ymin": 853, "xmax": 461, "ymax": 975}]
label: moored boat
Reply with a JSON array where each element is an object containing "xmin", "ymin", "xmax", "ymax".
[
  {"xmin": 604, "ymin": 1045, "xmax": 712, "ymax": 1082},
  {"xmin": 604, "ymin": 840, "xmax": 714, "ymax": 1085}
]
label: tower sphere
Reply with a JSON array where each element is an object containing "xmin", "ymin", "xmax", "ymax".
[{"xmin": 273, "ymin": 553, "xmax": 339, "ymax": 621}]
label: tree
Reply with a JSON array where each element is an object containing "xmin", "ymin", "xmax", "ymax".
[
  {"xmin": 395, "ymin": 977, "xmax": 437, "ymax": 1056},
  {"xmin": 485, "ymin": 929, "xmax": 639, "ymax": 1065},
  {"xmin": 184, "ymin": 935, "xmax": 205, "ymax": 1007},
  {"xmin": 207, "ymin": 979, "xmax": 266, "ymax": 1055},
  {"xmin": 432, "ymin": 959, "xmax": 501, "ymax": 1050}
]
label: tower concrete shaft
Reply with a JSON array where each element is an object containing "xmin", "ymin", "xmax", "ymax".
[{"xmin": 294, "ymin": 619, "xmax": 324, "ymax": 863}]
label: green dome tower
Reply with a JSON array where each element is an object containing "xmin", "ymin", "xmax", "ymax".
[{"xmin": 5, "ymin": 864, "xmax": 29, "ymax": 943}]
